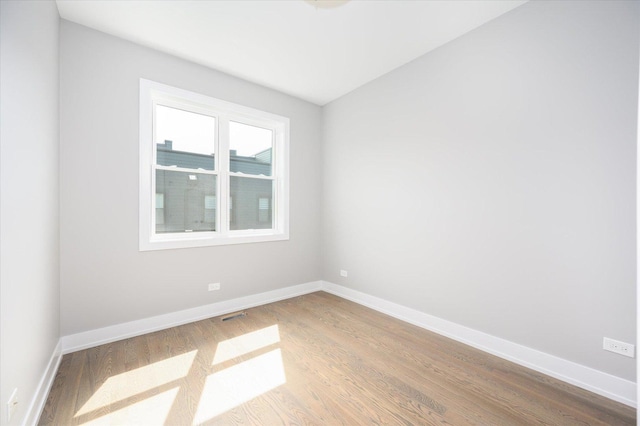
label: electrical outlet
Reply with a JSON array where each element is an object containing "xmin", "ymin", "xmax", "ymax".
[
  {"xmin": 208, "ymin": 283, "xmax": 220, "ymax": 291},
  {"xmin": 603, "ymin": 337, "xmax": 635, "ymax": 358},
  {"xmin": 340, "ymin": 270, "xmax": 348, "ymax": 277},
  {"xmin": 7, "ymin": 388, "xmax": 17, "ymax": 422}
]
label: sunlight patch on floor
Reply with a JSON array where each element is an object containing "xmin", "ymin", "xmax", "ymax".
[
  {"xmin": 75, "ymin": 350, "xmax": 197, "ymax": 417},
  {"xmin": 79, "ymin": 387, "xmax": 179, "ymax": 425},
  {"xmin": 73, "ymin": 324, "xmax": 286, "ymax": 424},
  {"xmin": 194, "ymin": 348, "xmax": 286, "ymax": 424},
  {"xmin": 212, "ymin": 324, "xmax": 280, "ymax": 365}
]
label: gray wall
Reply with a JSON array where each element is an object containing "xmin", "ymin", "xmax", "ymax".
[
  {"xmin": 0, "ymin": 1, "xmax": 60, "ymax": 424},
  {"xmin": 59, "ymin": 21, "xmax": 323, "ymax": 335},
  {"xmin": 322, "ymin": 0, "xmax": 638, "ymax": 381}
]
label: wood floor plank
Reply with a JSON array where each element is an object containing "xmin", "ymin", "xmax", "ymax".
[{"xmin": 40, "ymin": 292, "xmax": 636, "ymax": 425}]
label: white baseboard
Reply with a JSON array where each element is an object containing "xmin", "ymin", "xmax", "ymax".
[
  {"xmin": 57, "ymin": 279, "xmax": 636, "ymax": 409},
  {"xmin": 321, "ymin": 281, "xmax": 636, "ymax": 408},
  {"xmin": 61, "ymin": 281, "xmax": 323, "ymax": 354},
  {"xmin": 25, "ymin": 339, "xmax": 62, "ymax": 426}
]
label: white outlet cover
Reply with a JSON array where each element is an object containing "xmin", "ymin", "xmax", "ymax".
[
  {"xmin": 603, "ymin": 337, "xmax": 635, "ymax": 358},
  {"xmin": 340, "ymin": 270, "xmax": 348, "ymax": 277},
  {"xmin": 208, "ymin": 283, "xmax": 220, "ymax": 291}
]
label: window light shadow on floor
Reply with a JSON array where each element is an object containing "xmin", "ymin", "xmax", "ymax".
[
  {"xmin": 72, "ymin": 324, "xmax": 285, "ymax": 425},
  {"xmin": 194, "ymin": 348, "xmax": 286, "ymax": 423}
]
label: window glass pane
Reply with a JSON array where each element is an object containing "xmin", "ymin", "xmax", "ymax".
[
  {"xmin": 229, "ymin": 121, "xmax": 272, "ymax": 176},
  {"xmin": 155, "ymin": 169, "xmax": 216, "ymax": 233},
  {"xmin": 155, "ymin": 105, "xmax": 216, "ymax": 171},
  {"xmin": 230, "ymin": 176, "xmax": 273, "ymax": 230}
]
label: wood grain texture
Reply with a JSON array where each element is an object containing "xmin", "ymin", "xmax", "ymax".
[{"xmin": 40, "ymin": 292, "xmax": 635, "ymax": 425}]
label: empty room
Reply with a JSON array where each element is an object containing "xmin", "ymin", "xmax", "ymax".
[{"xmin": 1, "ymin": 0, "xmax": 638, "ymax": 424}]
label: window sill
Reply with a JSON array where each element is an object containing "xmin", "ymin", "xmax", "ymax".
[{"xmin": 139, "ymin": 231, "xmax": 289, "ymax": 251}]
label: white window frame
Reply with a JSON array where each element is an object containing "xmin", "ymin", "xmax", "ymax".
[{"xmin": 139, "ymin": 78, "xmax": 289, "ymax": 251}]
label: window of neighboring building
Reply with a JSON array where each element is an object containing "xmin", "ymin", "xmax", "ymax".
[
  {"xmin": 139, "ymin": 79, "xmax": 289, "ymax": 250},
  {"xmin": 156, "ymin": 193, "xmax": 165, "ymax": 226},
  {"xmin": 204, "ymin": 195, "xmax": 216, "ymax": 226},
  {"xmin": 258, "ymin": 196, "xmax": 271, "ymax": 224}
]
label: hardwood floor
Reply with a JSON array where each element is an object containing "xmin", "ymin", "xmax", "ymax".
[{"xmin": 40, "ymin": 292, "xmax": 635, "ymax": 425}]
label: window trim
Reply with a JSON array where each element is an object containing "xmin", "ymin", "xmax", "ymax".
[{"xmin": 139, "ymin": 78, "xmax": 289, "ymax": 251}]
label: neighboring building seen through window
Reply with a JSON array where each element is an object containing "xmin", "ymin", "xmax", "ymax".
[{"xmin": 139, "ymin": 79, "xmax": 289, "ymax": 250}]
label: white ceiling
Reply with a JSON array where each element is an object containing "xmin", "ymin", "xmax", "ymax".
[{"xmin": 56, "ymin": 0, "xmax": 527, "ymax": 106}]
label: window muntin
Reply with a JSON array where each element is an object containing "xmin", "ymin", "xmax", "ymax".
[{"xmin": 140, "ymin": 79, "xmax": 289, "ymax": 250}]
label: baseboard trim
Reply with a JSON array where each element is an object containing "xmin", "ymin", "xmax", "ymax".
[
  {"xmin": 58, "ymin": 280, "xmax": 636, "ymax": 408},
  {"xmin": 321, "ymin": 281, "xmax": 636, "ymax": 408},
  {"xmin": 61, "ymin": 281, "xmax": 323, "ymax": 354},
  {"xmin": 25, "ymin": 339, "xmax": 62, "ymax": 425}
]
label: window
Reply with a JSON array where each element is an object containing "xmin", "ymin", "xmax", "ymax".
[
  {"xmin": 155, "ymin": 193, "xmax": 165, "ymax": 225},
  {"xmin": 258, "ymin": 197, "xmax": 271, "ymax": 224},
  {"xmin": 139, "ymin": 79, "xmax": 289, "ymax": 250}
]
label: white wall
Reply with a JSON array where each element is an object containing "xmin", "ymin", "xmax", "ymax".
[
  {"xmin": 322, "ymin": 0, "xmax": 638, "ymax": 381},
  {"xmin": 0, "ymin": 1, "xmax": 61, "ymax": 424},
  {"xmin": 59, "ymin": 21, "xmax": 323, "ymax": 335}
]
